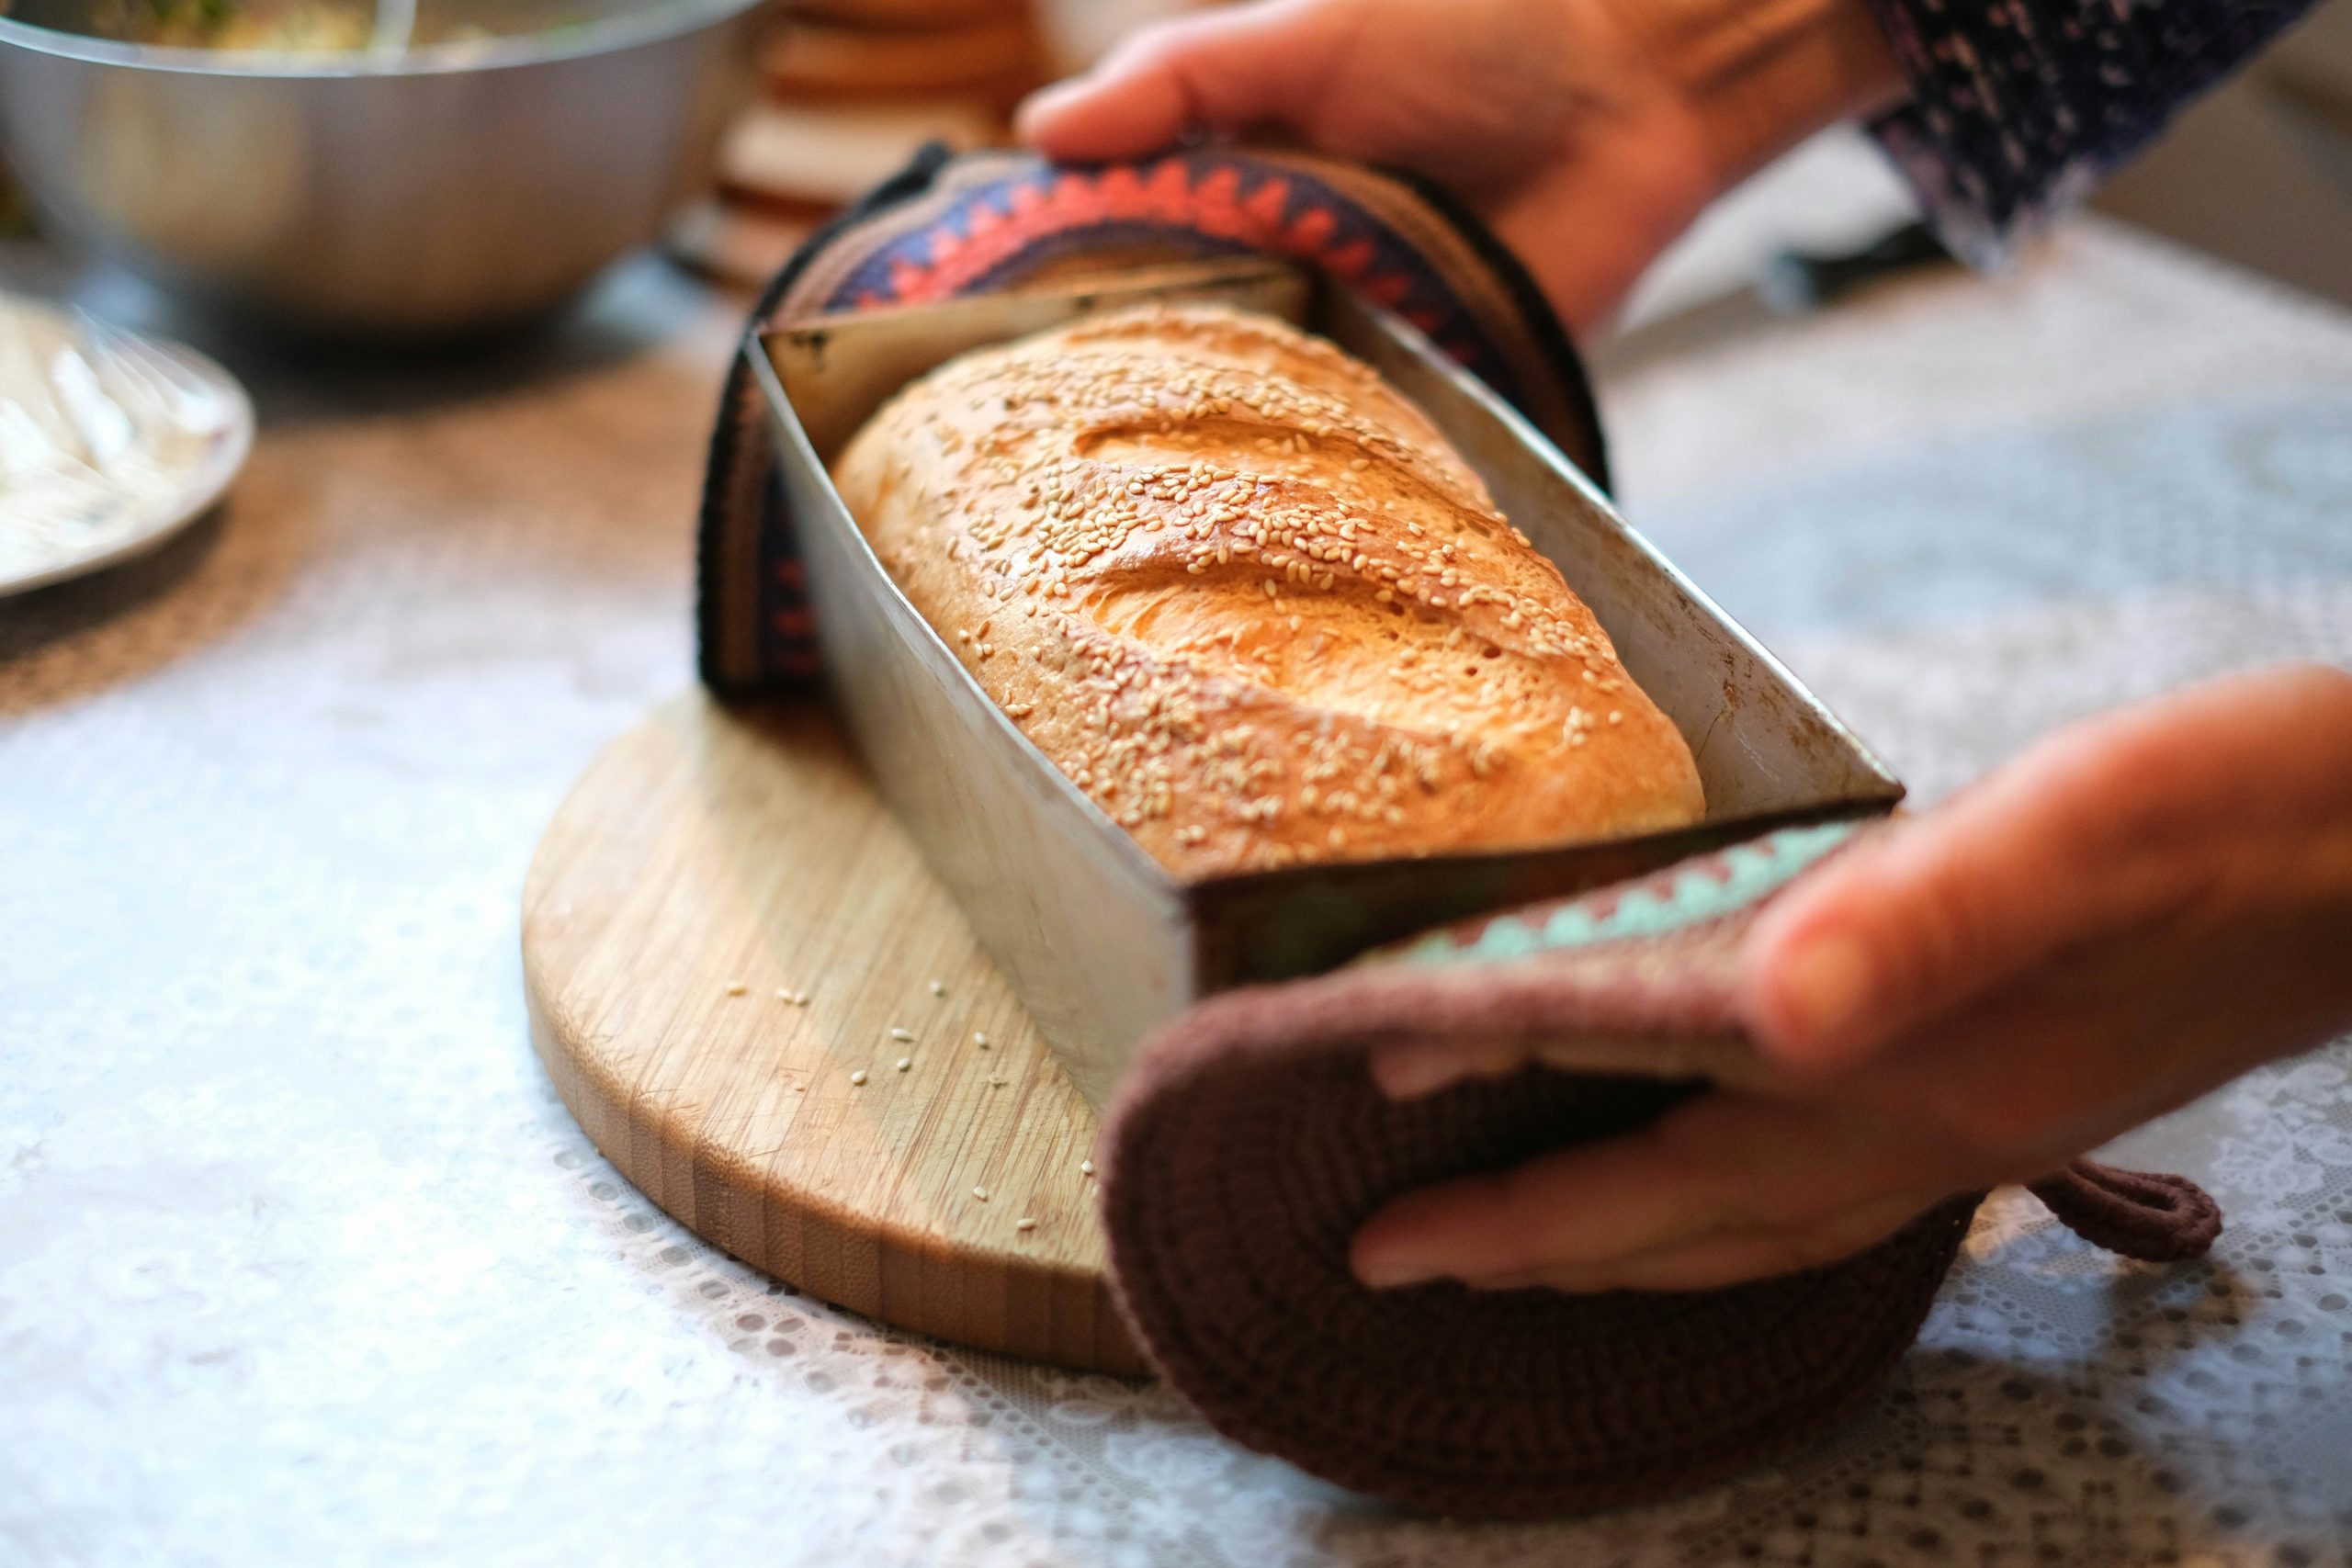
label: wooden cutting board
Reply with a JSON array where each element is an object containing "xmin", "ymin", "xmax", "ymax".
[{"xmin": 523, "ymin": 692, "xmax": 1144, "ymax": 1374}]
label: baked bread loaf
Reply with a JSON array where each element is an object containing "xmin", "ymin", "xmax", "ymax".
[{"xmin": 832, "ymin": 304, "xmax": 1704, "ymax": 878}]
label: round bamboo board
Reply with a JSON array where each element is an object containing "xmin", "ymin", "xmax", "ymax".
[{"xmin": 522, "ymin": 692, "xmax": 1143, "ymax": 1374}]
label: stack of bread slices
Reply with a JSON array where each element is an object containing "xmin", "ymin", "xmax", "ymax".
[
  {"xmin": 670, "ymin": 0, "xmax": 1043, "ymax": 288},
  {"xmin": 671, "ymin": 0, "xmax": 1221, "ymax": 288}
]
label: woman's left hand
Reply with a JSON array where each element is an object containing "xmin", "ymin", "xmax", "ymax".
[{"xmin": 1352, "ymin": 663, "xmax": 2352, "ymax": 1295}]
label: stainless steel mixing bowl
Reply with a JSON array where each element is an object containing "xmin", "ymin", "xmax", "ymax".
[{"xmin": 0, "ymin": 0, "xmax": 763, "ymax": 335}]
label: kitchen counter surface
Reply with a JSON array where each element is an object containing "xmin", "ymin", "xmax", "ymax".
[{"xmin": 5, "ymin": 219, "xmax": 2350, "ymax": 1566}]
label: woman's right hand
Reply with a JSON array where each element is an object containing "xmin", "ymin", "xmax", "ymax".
[{"xmin": 1018, "ymin": 0, "xmax": 1910, "ymax": 336}]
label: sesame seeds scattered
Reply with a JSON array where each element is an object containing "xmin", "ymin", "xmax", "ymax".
[
  {"xmin": 972, "ymin": 1032, "xmax": 989, "ymax": 1048},
  {"xmin": 888, "ymin": 1027, "xmax": 915, "ymax": 1043},
  {"xmin": 1080, "ymin": 1159, "xmax": 1096, "ymax": 1178},
  {"xmin": 849, "ymin": 1070, "xmax": 868, "ymax": 1087},
  {"xmin": 1016, "ymin": 1217, "xmax": 1037, "ymax": 1232},
  {"xmin": 895, "ymin": 1057, "xmax": 912, "ymax": 1072},
  {"xmin": 724, "ymin": 981, "xmax": 747, "ymax": 997},
  {"xmin": 928, "ymin": 979, "xmax": 946, "ymax": 997},
  {"xmin": 972, "ymin": 1187, "xmax": 989, "ymax": 1202},
  {"xmin": 776, "ymin": 988, "xmax": 809, "ymax": 1006}
]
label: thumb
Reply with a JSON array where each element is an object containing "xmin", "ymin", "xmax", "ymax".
[
  {"xmin": 1740, "ymin": 710, "xmax": 2224, "ymax": 1075},
  {"xmin": 1017, "ymin": 1, "xmax": 1351, "ymax": 162},
  {"xmin": 1744, "ymin": 667, "xmax": 2352, "ymax": 1073}
]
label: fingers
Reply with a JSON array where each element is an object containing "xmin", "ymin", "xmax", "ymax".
[
  {"xmin": 1493, "ymin": 1189, "xmax": 1935, "ymax": 1294},
  {"xmin": 1830, "ymin": 886, "xmax": 2352, "ymax": 1168},
  {"xmin": 1016, "ymin": 0, "xmax": 1351, "ymax": 161},
  {"xmin": 1739, "ymin": 795, "xmax": 2132, "ymax": 1076},
  {"xmin": 1367, "ymin": 1036, "xmax": 1534, "ymax": 1100},
  {"xmin": 1350, "ymin": 1091, "xmax": 1958, "ymax": 1291}
]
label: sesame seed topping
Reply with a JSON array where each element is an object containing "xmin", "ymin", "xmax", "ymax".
[
  {"xmin": 841, "ymin": 303, "xmax": 1666, "ymax": 883},
  {"xmin": 724, "ymin": 981, "xmax": 746, "ymax": 997},
  {"xmin": 849, "ymin": 1070, "xmax": 868, "ymax": 1087},
  {"xmin": 889, "ymin": 1027, "xmax": 914, "ymax": 1043}
]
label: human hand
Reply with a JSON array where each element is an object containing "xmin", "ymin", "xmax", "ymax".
[
  {"xmin": 1017, "ymin": 0, "xmax": 1907, "ymax": 335},
  {"xmin": 1352, "ymin": 663, "xmax": 2352, "ymax": 1293}
]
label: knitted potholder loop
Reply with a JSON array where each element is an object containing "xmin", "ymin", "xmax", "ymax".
[{"xmin": 2029, "ymin": 1159, "xmax": 2223, "ymax": 1262}]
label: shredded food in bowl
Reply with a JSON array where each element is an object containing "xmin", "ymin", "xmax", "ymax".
[{"xmin": 5, "ymin": 0, "xmax": 608, "ymax": 55}]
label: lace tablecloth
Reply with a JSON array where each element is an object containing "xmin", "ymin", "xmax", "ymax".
[{"xmin": 5, "ymin": 221, "xmax": 2349, "ymax": 1567}]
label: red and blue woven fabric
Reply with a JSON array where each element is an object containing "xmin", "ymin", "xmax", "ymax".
[{"xmin": 697, "ymin": 145, "xmax": 1607, "ymax": 695}]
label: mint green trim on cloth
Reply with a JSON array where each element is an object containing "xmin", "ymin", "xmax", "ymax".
[{"xmin": 1394, "ymin": 818, "xmax": 1864, "ymax": 967}]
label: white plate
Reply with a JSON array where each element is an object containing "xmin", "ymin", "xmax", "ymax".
[{"xmin": 0, "ymin": 297, "xmax": 254, "ymax": 599}]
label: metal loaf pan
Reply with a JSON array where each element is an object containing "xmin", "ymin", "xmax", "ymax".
[{"xmin": 751, "ymin": 260, "xmax": 1903, "ymax": 1109}]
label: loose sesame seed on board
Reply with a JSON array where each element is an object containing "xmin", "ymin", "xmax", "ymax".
[{"xmin": 527, "ymin": 545, "xmax": 1208, "ymax": 1374}]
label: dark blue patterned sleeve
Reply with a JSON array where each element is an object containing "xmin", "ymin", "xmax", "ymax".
[{"xmin": 1860, "ymin": 0, "xmax": 2317, "ymax": 259}]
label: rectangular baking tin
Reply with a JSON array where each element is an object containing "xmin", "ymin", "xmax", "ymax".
[{"xmin": 752, "ymin": 260, "xmax": 1903, "ymax": 1109}]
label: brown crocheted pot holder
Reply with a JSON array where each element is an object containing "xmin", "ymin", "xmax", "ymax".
[{"xmin": 1098, "ymin": 824, "xmax": 2221, "ymax": 1519}]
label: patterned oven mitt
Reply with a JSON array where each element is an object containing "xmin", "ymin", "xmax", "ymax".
[{"xmin": 695, "ymin": 150, "xmax": 2222, "ymax": 1520}]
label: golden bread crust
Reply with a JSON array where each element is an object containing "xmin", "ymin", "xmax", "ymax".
[{"xmin": 832, "ymin": 304, "xmax": 1705, "ymax": 878}]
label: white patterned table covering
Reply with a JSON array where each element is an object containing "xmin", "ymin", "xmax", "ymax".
[{"xmin": 3, "ymin": 222, "xmax": 2348, "ymax": 1567}]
